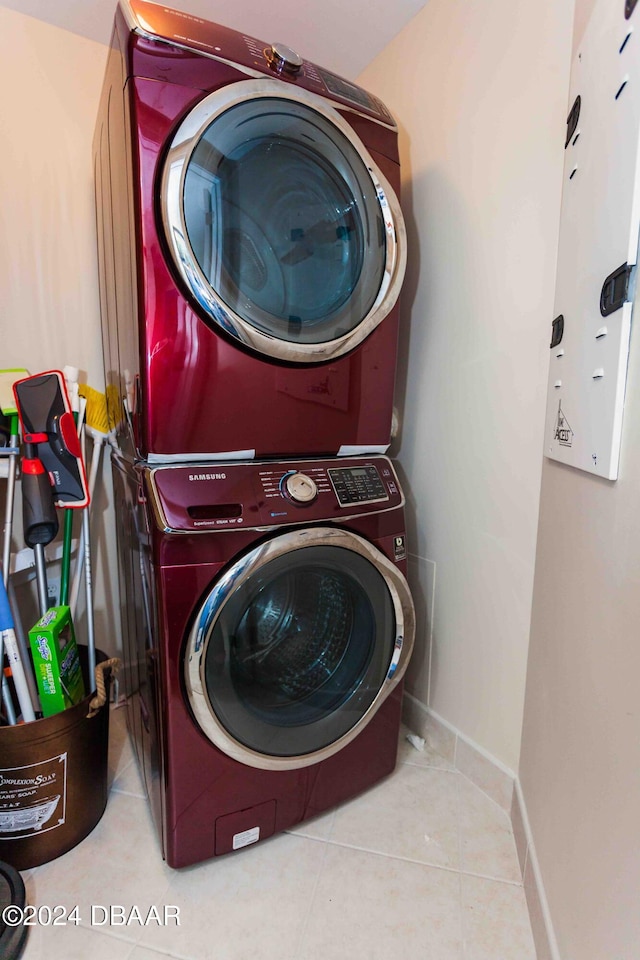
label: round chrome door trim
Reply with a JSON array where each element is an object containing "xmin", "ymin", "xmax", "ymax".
[
  {"xmin": 161, "ymin": 78, "xmax": 406, "ymax": 364},
  {"xmin": 184, "ymin": 526, "xmax": 415, "ymax": 771}
]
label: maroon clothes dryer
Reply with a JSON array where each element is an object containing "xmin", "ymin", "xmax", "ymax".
[
  {"xmin": 94, "ymin": 0, "xmax": 406, "ymax": 463},
  {"xmin": 111, "ymin": 454, "xmax": 414, "ymax": 867}
]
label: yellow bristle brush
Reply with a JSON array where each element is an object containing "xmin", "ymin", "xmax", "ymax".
[{"xmin": 79, "ymin": 383, "xmax": 110, "ymax": 438}]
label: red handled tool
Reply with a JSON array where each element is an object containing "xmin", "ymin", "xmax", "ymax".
[
  {"xmin": 21, "ymin": 443, "xmax": 59, "ymax": 616},
  {"xmin": 13, "ymin": 371, "xmax": 89, "ymax": 508}
]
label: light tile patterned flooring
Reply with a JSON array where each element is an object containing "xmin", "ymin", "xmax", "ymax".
[{"xmin": 20, "ymin": 706, "xmax": 536, "ymax": 959}]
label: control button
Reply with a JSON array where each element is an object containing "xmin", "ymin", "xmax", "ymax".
[
  {"xmin": 266, "ymin": 42, "xmax": 303, "ymax": 75},
  {"xmin": 284, "ymin": 472, "xmax": 318, "ymax": 504}
]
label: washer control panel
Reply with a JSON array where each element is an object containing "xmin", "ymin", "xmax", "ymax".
[
  {"xmin": 282, "ymin": 472, "xmax": 318, "ymax": 503},
  {"xmin": 328, "ymin": 465, "xmax": 388, "ymax": 506},
  {"xmin": 147, "ymin": 456, "xmax": 403, "ymax": 531}
]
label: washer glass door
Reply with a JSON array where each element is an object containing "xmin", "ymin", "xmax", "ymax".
[
  {"xmin": 162, "ymin": 82, "xmax": 405, "ymax": 361},
  {"xmin": 185, "ymin": 531, "xmax": 413, "ymax": 769}
]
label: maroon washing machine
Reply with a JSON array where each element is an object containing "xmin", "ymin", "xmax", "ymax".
[
  {"xmin": 111, "ymin": 453, "xmax": 414, "ymax": 867},
  {"xmin": 94, "ymin": 0, "xmax": 406, "ymax": 463}
]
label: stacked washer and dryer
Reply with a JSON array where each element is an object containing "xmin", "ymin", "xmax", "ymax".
[{"xmin": 94, "ymin": 0, "xmax": 415, "ymax": 868}]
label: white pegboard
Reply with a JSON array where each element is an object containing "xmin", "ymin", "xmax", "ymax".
[{"xmin": 544, "ymin": 0, "xmax": 640, "ymax": 479}]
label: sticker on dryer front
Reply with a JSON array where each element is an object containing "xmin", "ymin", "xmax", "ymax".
[
  {"xmin": 233, "ymin": 826, "xmax": 260, "ymax": 850},
  {"xmin": 393, "ymin": 536, "xmax": 406, "ymax": 561}
]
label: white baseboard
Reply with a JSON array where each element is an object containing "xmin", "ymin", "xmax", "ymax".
[
  {"xmin": 513, "ymin": 778, "xmax": 561, "ymax": 960},
  {"xmin": 402, "ymin": 692, "xmax": 515, "ymax": 811},
  {"xmin": 403, "ymin": 692, "xmax": 559, "ymax": 960}
]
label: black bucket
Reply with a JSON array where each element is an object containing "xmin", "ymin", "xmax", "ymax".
[
  {"xmin": 0, "ymin": 859, "xmax": 27, "ymax": 959},
  {"xmin": 0, "ymin": 647, "xmax": 113, "ymax": 871}
]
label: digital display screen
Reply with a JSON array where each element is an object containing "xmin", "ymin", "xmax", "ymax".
[
  {"xmin": 328, "ymin": 465, "xmax": 388, "ymax": 507},
  {"xmin": 319, "ymin": 69, "xmax": 375, "ymax": 111}
]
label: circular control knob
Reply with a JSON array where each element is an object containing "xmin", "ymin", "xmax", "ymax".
[
  {"xmin": 284, "ymin": 472, "xmax": 318, "ymax": 504},
  {"xmin": 267, "ymin": 42, "xmax": 303, "ymax": 76}
]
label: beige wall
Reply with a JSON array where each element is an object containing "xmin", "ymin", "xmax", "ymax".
[
  {"xmin": 0, "ymin": 9, "xmax": 106, "ymax": 384},
  {"xmin": 519, "ymin": 0, "xmax": 640, "ymax": 951},
  {"xmin": 520, "ymin": 307, "xmax": 640, "ymax": 959},
  {"xmin": 359, "ymin": 0, "xmax": 574, "ymax": 770},
  {"xmin": 0, "ymin": 9, "xmax": 119, "ymax": 657}
]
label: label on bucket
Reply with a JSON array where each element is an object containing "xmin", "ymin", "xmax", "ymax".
[{"xmin": 0, "ymin": 753, "xmax": 67, "ymax": 840}]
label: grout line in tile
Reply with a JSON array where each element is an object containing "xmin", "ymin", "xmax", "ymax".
[
  {"xmin": 456, "ymin": 769, "xmax": 514, "ymax": 822},
  {"xmin": 301, "ymin": 834, "xmax": 465, "ymax": 879},
  {"xmin": 399, "ymin": 761, "xmax": 461, "ymax": 778},
  {"xmin": 455, "ymin": 769, "xmax": 467, "ymax": 960},
  {"xmin": 104, "ymin": 853, "xmax": 186, "ymax": 958},
  {"xmin": 400, "ymin": 755, "xmax": 455, "ymax": 771},
  {"xmin": 458, "ymin": 868, "xmax": 524, "ymax": 888},
  {"xmin": 458, "ymin": 860, "xmax": 466, "ymax": 960},
  {"xmin": 282, "ymin": 827, "xmax": 330, "ymax": 843},
  {"xmin": 69, "ymin": 920, "xmax": 141, "ymax": 951},
  {"xmin": 127, "ymin": 940, "xmax": 192, "ymax": 960},
  {"xmin": 459, "ymin": 875, "xmax": 466, "ymax": 960},
  {"xmin": 280, "ymin": 794, "xmax": 524, "ymax": 891},
  {"xmin": 291, "ymin": 837, "xmax": 331, "ymax": 960},
  {"xmin": 125, "ymin": 938, "xmax": 192, "ymax": 960},
  {"xmin": 452, "ymin": 771, "xmax": 524, "ymax": 883},
  {"xmin": 456, "ymin": 769, "xmax": 525, "ymax": 890}
]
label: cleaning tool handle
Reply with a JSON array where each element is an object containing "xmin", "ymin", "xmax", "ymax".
[
  {"xmin": 8, "ymin": 577, "xmax": 40, "ymax": 713},
  {"xmin": 0, "ymin": 574, "xmax": 37, "ymax": 722},
  {"xmin": 60, "ymin": 509, "xmax": 73, "ymax": 606},
  {"xmin": 22, "ymin": 457, "xmax": 59, "ymax": 547},
  {"xmin": 2, "ymin": 415, "xmax": 20, "ymax": 588},
  {"xmin": 0, "ymin": 572, "xmax": 12, "ymax": 631}
]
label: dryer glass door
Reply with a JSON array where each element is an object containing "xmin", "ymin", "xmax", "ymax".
[
  {"xmin": 185, "ymin": 531, "xmax": 413, "ymax": 769},
  {"xmin": 163, "ymin": 83, "xmax": 405, "ymax": 362}
]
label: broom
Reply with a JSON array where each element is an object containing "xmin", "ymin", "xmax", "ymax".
[{"xmin": 70, "ymin": 385, "xmax": 114, "ymax": 684}]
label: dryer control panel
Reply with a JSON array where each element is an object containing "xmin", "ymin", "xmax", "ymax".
[
  {"xmin": 147, "ymin": 456, "xmax": 403, "ymax": 532},
  {"xmin": 123, "ymin": 0, "xmax": 396, "ymax": 126}
]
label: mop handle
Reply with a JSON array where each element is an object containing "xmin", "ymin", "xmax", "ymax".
[
  {"xmin": 2, "ymin": 416, "xmax": 19, "ymax": 583},
  {"xmin": 70, "ymin": 433, "xmax": 103, "ymax": 616},
  {"xmin": 79, "ymin": 417, "xmax": 96, "ymax": 681},
  {"xmin": 1, "ymin": 419, "xmax": 20, "ymax": 723},
  {"xmin": 0, "ymin": 569, "xmax": 36, "ymax": 722},
  {"xmin": 21, "ymin": 445, "xmax": 58, "ymax": 617}
]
